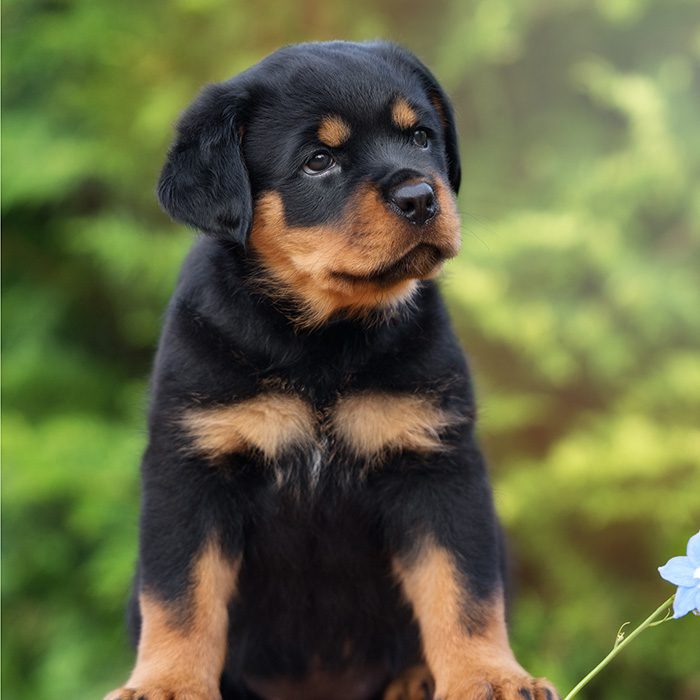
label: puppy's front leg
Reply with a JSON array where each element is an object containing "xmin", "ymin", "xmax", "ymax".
[
  {"xmin": 386, "ymin": 469, "xmax": 559, "ymax": 700},
  {"xmin": 105, "ymin": 446, "xmax": 241, "ymax": 700}
]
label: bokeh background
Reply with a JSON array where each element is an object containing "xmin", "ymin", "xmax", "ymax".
[{"xmin": 3, "ymin": 0, "xmax": 700, "ymax": 698}]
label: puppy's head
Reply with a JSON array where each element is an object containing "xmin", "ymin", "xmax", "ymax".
[{"xmin": 158, "ymin": 41, "xmax": 462, "ymax": 326}]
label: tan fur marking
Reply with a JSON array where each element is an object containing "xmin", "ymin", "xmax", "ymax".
[
  {"xmin": 332, "ymin": 393, "xmax": 458, "ymax": 458},
  {"xmin": 429, "ymin": 93, "xmax": 447, "ymax": 129},
  {"xmin": 382, "ymin": 663, "xmax": 435, "ymax": 700},
  {"xmin": 318, "ymin": 115, "xmax": 352, "ymax": 147},
  {"xmin": 392, "ymin": 97, "xmax": 419, "ymax": 130},
  {"xmin": 394, "ymin": 542, "xmax": 558, "ymax": 699},
  {"xmin": 105, "ymin": 541, "xmax": 240, "ymax": 700},
  {"xmin": 182, "ymin": 393, "xmax": 316, "ymax": 460},
  {"xmin": 249, "ymin": 180, "xmax": 460, "ymax": 328}
]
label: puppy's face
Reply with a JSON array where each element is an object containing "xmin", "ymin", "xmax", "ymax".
[{"xmin": 158, "ymin": 42, "xmax": 462, "ymax": 326}]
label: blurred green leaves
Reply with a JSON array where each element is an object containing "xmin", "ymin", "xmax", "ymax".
[{"xmin": 3, "ymin": 1, "xmax": 700, "ymax": 699}]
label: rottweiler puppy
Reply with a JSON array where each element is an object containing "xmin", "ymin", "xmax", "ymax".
[{"xmin": 106, "ymin": 41, "xmax": 559, "ymax": 700}]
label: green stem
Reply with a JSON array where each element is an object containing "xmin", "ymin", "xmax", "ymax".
[{"xmin": 563, "ymin": 595, "xmax": 675, "ymax": 700}]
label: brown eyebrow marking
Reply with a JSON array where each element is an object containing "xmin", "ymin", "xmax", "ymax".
[
  {"xmin": 318, "ymin": 115, "xmax": 351, "ymax": 147},
  {"xmin": 331, "ymin": 392, "xmax": 461, "ymax": 458},
  {"xmin": 429, "ymin": 93, "xmax": 447, "ymax": 128},
  {"xmin": 182, "ymin": 393, "xmax": 317, "ymax": 460},
  {"xmin": 391, "ymin": 97, "xmax": 419, "ymax": 130}
]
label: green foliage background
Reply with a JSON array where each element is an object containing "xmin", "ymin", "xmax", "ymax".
[{"xmin": 3, "ymin": 1, "xmax": 700, "ymax": 698}]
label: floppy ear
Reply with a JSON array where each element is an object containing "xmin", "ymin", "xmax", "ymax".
[
  {"xmin": 370, "ymin": 43, "xmax": 461, "ymax": 194},
  {"xmin": 423, "ymin": 76, "xmax": 461, "ymax": 195},
  {"xmin": 157, "ymin": 81, "xmax": 252, "ymax": 242}
]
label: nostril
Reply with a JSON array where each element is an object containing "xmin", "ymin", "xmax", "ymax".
[
  {"xmin": 395, "ymin": 195, "xmax": 415, "ymax": 215},
  {"xmin": 389, "ymin": 181, "xmax": 437, "ymax": 225}
]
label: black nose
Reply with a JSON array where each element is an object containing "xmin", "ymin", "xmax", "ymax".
[{"xmin": 388, "ymin": 181, "xmax": 437, "ymax": 225}]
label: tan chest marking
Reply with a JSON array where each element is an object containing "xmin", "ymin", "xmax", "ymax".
[
  {"xmin": 330, "ymin": 392, "xmax": 457, "ymax": 458},
  {"xmin": 183, "ymin": 391, "xmax": 460, "ymax": 464},
  {"xmin": 182, "ymin": 393, "xmax": 316, "ymax": 460}
]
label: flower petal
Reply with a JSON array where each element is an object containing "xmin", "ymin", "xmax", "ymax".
[
  {"xmin": 658, "ymin": 556, "xmax": 695, "ymax": 587},
  {"xmin": 672, "ymin": 585, "xmax": 698, "ymax": 619},
  {"xmin": 686, "ymin": 530, "xmax": 700, "ymax": 566}
]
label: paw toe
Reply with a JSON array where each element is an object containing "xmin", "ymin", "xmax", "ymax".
[
  {"xmin": 532, "ymin": 679, "xmax": 560, "ymax": 700},
  {"xmin": 493, "ymin": 679, "xmax": 529, "ymax": 699},
  {"xmin": 499, "ymin": 678, "xmax": 559, "ymax": 700},
  {"xmin": 104, "ymin": 690, "xmax": 135, "ymax": 700},
  {"xmin": 137, "ymin": 689, "xmax": 171, "ymax": 700},
  {"xmin": 491, "ymin": 675, "xmax": 559, "ymax": 700}
]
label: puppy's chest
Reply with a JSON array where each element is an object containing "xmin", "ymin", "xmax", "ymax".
[{"xmin": 181, "ymin": 381, "xmax": 460, "ymax": 488}]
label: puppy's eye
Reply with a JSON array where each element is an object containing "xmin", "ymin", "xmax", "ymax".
[
  {"xmin": 303, "ymin": 151, "xmax": 336, "ymax": 174},
  {"xmin": 412, "ymin": 129, "xmax": 429, "ymax": 148}
]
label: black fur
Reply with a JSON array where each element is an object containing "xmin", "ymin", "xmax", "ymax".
[{"xmin": 125, "ymin": 41, "xmax": 510, "ymax": 700}]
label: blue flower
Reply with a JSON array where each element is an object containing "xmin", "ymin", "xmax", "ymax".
[{"xmin": 658, "ymin": 530, "xmax": 700, "ymax": 618}]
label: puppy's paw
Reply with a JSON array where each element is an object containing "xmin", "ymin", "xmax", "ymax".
[
  {"xmin": 441, "ymin": 668, "xmax": 559, "ymax": 700},
  {"xmin": 383, "ymin": 663, "xmax": 435, "ymax": 700},
  {"xmin": 104, "ymin": 684, "xmax": 218, "ymax": 700}
]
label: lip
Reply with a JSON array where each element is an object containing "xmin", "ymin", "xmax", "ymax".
[{"xmin": 332, "ymin": 243, "xmax": 445, "ymax": 287}]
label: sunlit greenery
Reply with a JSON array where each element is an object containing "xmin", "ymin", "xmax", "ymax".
[{"xmin": 3, "ymin": 1, "xmax": 699, "ymax": 699}]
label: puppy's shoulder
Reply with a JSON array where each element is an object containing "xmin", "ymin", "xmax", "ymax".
[
  {"xmin": 172, "ymin": 237, "xmax": 242, "ymax": 302},
  {"xmin": 151, "ymin": 240, "xmax": 262, "ymax": 390}
]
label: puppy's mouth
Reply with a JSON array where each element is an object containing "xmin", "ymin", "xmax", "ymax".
[{"xmin": 332, "ymin": 243, "xmax": 446, "ymax": 287}]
